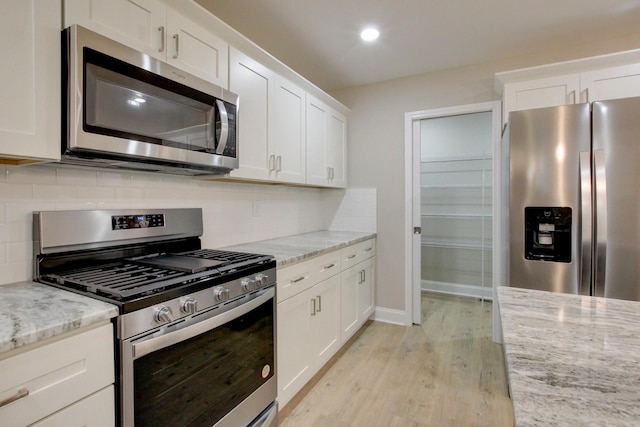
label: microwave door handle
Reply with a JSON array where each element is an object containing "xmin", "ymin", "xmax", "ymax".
[
  {"xmin": 131, "ymin": 288, "xmax": 274, "ymax": 359},
  {"xmin": 214, "ymin": 99, "xmax": 229, "ymax": 155}
]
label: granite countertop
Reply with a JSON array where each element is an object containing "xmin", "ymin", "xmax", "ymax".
[
  {"xmin": 222, "ymin": 230, "xmax": 376, "ymax": 267},
  {"xmin": 497, "ymin": 286, "xmax": 640, "ymax": 426},
  {"xmin": 0, "ymin": 282, "xmax": 118, "ymax": 354}
]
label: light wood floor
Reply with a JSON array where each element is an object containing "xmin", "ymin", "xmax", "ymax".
[{"xmin": 278, "ymin": 292, "xmax": 513, "ymax": 427}]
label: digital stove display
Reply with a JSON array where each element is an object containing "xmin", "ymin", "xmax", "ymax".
[{"xmin": 112, "ymin": 213, "xmax": 165, "ymax": 230}]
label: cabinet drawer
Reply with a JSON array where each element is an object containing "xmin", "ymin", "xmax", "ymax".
[
  {"xmin": 0, "ymin": 323, "xmax": 114, "ymax": 427},
  {"xmin": 277, "ymin": 251, "xmax": 341, "ymax": 302},
  {"xmin": 31, "ymin": 385, "xmax": 115, "ymax": 427},
  {"xmin": 341, "ymin": 238, "xmax": 376, "ymax": 270}
]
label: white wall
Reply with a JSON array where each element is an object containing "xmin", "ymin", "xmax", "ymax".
[
  {"xmin": 0, "ymin": 163, "xmax": 361, "ymax": 286},
  {"xmin": 331, "ymin": 32, "xmax": 640, "ymax": 316}
]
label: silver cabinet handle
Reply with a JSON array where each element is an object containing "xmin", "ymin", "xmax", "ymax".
[
  {"xmin": 173, "ymin": 33, "xmax": 179, "ymax": 58},
  {"xmin": 347, "ymin": 254, "xmax": 357, "ymax": 259},
  {"xmin": 0, "ymin": 388, "xmax": 29, "ymax": 408},
  {"xmin": 323, "ymin": 263, "xmax": 336, "ymax": 270},
  {"xmin": 158, "ymin": 26, "xmax": 165, "ymax": 52},
  {"xmin": 316, "ymin": 296, "xmax": 322, "ymax": 312},
  {"xmin": 291, "ymin": 276, "xmax": 305, "ymax": 284},
  {"xmin": 364, "ymin": 247, "xmax": 373, "ymax": 252},
  {"xmin": 310, "ymin": 298, "xmax": 316, "ymax": 316},
  {"xmin": 276, "ymin": 156, "xmax": 282, "ymax": 172},
  {"xmin": 331, "ymin": 167, "xmax": 335, "ymax": 180},
  {"xmin": 327, "ymin": 166, "xmax": 331, "ymax": 180},
  {"xmin": 269, "ymin": 154, "xmax": 275, "ymax": 172}
]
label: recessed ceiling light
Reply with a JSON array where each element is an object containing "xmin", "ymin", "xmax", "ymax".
[{"xmin": 360, "ymin": 27, "xmax": 379, "ymax": 42}]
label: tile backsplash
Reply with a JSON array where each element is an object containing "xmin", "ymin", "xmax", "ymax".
[{"xmin": 0, "ymin": 163, "xmax": 376, "ymax": 285}]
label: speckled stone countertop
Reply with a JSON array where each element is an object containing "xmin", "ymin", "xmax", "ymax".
[
  {"xmin": 497, "ymin": 286, "xmax": 640, "ymax": 427},
  {"xmin": 0, "ymin": 281, "xmax": 118, "ymax": 354},
  {"xmin": 222, "ymin": 230, "xmax": 376, "ymax": 267}
]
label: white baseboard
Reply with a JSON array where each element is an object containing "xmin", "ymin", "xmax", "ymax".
[
  {"xmin": 421, "ymin": 279, "xmax": 493, "ymax": 300},
  {"xmin": 372, "ymin": 307, "xmax": 409, "ymax": 326}
]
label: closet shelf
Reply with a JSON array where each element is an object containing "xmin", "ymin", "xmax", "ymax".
[
  {"xmin": 421, "ymin": 213, "xmax": 492, "ymax": 218},
  {"xmin": 421, "ymin": 184, "xmax": 492, "ymax": 190},
  {"xmin": 421, "ymin": 153, "xmax": 493, "ymax": 163},
  {"xmin": 421, "ymin": 239, "xmax": 493, "ymax": 250}
]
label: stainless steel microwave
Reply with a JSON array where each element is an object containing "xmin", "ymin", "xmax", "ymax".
[{"xmin": 62, "ymin": 25, "xmax": 238, "ymax": 176}]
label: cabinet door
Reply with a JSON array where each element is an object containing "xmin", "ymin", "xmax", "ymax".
[
  {"xmin": 229, "ymin": 48, "xmax": 272, "ymax": 181},
  {"xmin": 277, "ymin": 290, "xmax": 313, "ymax": 407},
  {"xmin": 305, "ymin": 95, "xmax": 329, "ymax": 186},
  {"xmin": 311, "ymin": 275, "xmax": 341, "ymax": 367},
  {"xmin": 580, "ymin": 63, "xmax": 640, "ymax": 103},
  {"xmin": 64, "ymin": 0, "xmax": 166, "ymax": 59},
  {"xmin": 272, "ymin": 75, "xmax": 306, "ymax": 184},
  {"xmin": 31, "ymin": 386, "xmax": 115, "ymax": 427},
  {"xmin": 165, "ymin": 9, "xmax": 228, "ymax": 87},
  {"xmin": 340, "ymin": 264, "xmax": 360, "ymax": 342},
  {"xmin": 503, "ymin": 74, "xmax": 580, "ymax": 123},
  {"xmin": 326, "ymin": 110, "xmax": 347, "ymax": 188},
  {"xmin": 0, "ymin": 0, "xmax": 60, "ymax": 162},
  {"xmin": 358, "ymin": 258, "xmax": 375, "ymax": 320}
]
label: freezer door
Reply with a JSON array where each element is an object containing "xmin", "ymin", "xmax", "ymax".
[
  {"xmin": 592, "ymin": 97, "xmax": 640, "ymax": 301},
  {"xmin": 509, "ymin": 103, "xmax": 591, "ymax": 295}
]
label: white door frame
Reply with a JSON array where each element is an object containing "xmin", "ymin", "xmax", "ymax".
[{"xmin": 404, "ymin": 101, "xmax": 503, "ymax": 339}]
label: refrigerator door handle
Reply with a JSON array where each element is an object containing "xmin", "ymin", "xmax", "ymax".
[
  {"xmin": 579, "ymin": 151, "xmax": 592, "ymax": 296},
  {"xmin": 593, "ymin": 149, "xmax": 607, "ymax": 297}
]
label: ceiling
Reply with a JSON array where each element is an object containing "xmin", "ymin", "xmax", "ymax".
[{"xmin": 195, "ymin": 0, "xmax": 640, "ymax": 92}]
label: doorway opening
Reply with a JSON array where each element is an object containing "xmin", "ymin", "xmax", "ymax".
[{"xmin": 404, "ymin": 101, "xmax": 503, "ymax": 341}]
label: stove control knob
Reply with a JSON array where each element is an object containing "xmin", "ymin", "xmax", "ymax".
[
  {"xmin": 181, "ymin": 297, "xmax": 197, "ymax": 314},
  {"xmin": 154, "ymin": 306, "xmax": 173, "ymax": 324},
  {"xmin": 214, "ymin": 286, "xmax": 230, "ymax": 302},
  {"xmin": 241, "ymin": 278, "xmax": 256, "ymax": 292},
  {"xmin": 255, "ymin": 273, "xmax": 268, "ymax": 286}
]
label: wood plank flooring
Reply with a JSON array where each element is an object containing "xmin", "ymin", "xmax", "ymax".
[{"xmin": 279, "ymin": 292, "xmax": 513, "ymax": 427}]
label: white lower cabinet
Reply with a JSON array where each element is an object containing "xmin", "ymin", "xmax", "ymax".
[
  {"xmin": 0, "ymin": 323, "xmax": 115, "ymax": 427},
  {"xmin": 340, "ymin": 257, "xmax": 375, "ymax": 343},
  {"xmin": 277, "ymin": 238, "xmax": 375, "ymax": 409},
  {"xmin": 277, "ymin": 272, "xmax": 340, "ymax": 408}
]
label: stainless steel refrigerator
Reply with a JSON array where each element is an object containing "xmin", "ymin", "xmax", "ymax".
[{"xmin": 508, "ymin": 96, "xmax": 640, "ymax": 301}]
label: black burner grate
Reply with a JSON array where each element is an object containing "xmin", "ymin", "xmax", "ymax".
[{"xmin": 41, "ymin": 249, "xmax": 271, "ymax": 301}]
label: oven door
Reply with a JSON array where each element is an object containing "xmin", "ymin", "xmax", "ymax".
[{"xmin": 121, "ymin": 287, "xmax": 276, "ymax": 427}]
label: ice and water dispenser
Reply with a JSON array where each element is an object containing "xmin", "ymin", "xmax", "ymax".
[{"xmin": 524, "ymin": 207, "xmax": 572, "ymax": 262}]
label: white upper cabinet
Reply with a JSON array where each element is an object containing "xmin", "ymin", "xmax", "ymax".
[
  {"xmin": 498, "ymin": 50, "xmax": 640, "ymax": 123},
  {"xmin": 164, "ymin": 8, "xmax": 228, "ymax": 87},
  {"xmin": 228, "ymin": 49, "xmax": 307, "ymax": 184},
  {"xmin": 502, "ymin": 74, "xmax": 580, "ymax": 122},
  {"xmin": 228, "ymin": 47, "xmax": 272, "ymax": 181},
  {"xmin": 64, "ymin": 0, "xmax": 166, "ymax": 60},
  {"xmin": 306, "ymin": 95, "xmax": 347, "ymax": 188},
  {"xmin": 0, "ymin": 0, "xmax": 61, "ymax": 162},
  {"xmin": 65, "ymin": 0, "xmax": 228, "ymax": 87},
  {"xmin": 271, "ymin": 75, "xmax": 306, "ymax": 184},
  {"xmin": 580, "ymin": 63, "xmax": 640, "ymax": 103}
]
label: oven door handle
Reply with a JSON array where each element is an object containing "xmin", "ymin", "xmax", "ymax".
[{"xmin": 131, "ymin": 288, "xmax": 274, "ymax": 359}]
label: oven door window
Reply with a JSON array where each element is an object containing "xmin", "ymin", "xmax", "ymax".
[
  {"xmin": 83, "ymin": 47, "xmax": 236, "ymax": 158},
  {"xmin": 132, "ymin": 298, "xmax": 274, "ymax": 427}
]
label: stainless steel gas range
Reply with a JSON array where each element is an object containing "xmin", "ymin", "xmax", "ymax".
[{"xmin": 33, "ymin": 208, "xmax": 277, "ymax": 427}]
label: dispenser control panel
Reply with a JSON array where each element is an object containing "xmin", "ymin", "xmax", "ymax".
[{"xmin": 524, "ymin": 207, "xmax": 571, "ymax": 262}]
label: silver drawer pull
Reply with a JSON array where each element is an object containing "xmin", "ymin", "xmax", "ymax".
[
  {"xmin": 291, "ymin": 276, "xmax": 306, "ymax": 284},
  {"xmin": 323, "ymin": 263, "xmax": 336, "ymax": 270},
  {"xmin": 0, "ymin": 388, "xmax": 29, "ymax": 408},
  {"xmin": 347, "ymin": 254, "xmax": 357, "ymax": 259},
  {"xmin": 364, "ymin": 247, "xmax": 373, "ymax": 252}
]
